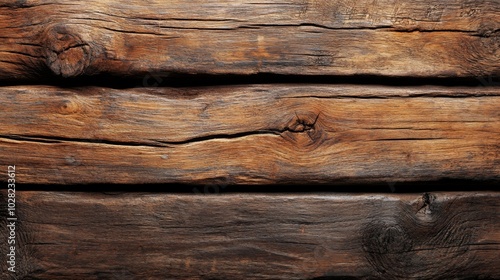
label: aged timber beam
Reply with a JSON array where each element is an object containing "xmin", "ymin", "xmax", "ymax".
[
  {"xmin": 0, "ymin": 85, "xmax": 499, "ymax": 185},
  {"xmin": 0, "ymin": 191, "xmax": 498, "ymax": 279},
  {"xmin": 0, "ymin": 0, "xmax": 499, "ymax": 79}
]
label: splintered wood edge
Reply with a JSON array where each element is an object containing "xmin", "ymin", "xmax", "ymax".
[
  {"xmin": 0, "ymin": 0, "xmax": 499, "ymax": 79},
  {"xmin": 0, "ymin": 191, "xmax": 498, "ymax": 279},
  {"xmin": 0, "ymin": 85, "xmax": 499, "ymax": 185}
]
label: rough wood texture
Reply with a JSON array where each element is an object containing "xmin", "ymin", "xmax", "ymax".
[
  {"xmin": 0, "ymin": 0, "xmax": 499, "ymax": 79},
  {"xmin": 0, "ymin": 85, "xmax": 499, "ymax": 185},
  {"xmin": 0, "ymin": 191, "xmax": 498, "ymax": 279}
]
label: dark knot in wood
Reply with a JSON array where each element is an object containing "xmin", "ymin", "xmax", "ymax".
[
  {"xmin": 280, "ymin": 112, "xmax": 324, "ymax": 148},
  {"xmin": 363, "ymin": 224, "xmax": 413, "ymax": 255},
  {"xmin": 43, "ymin": 24, "xmax": 92, "ymax": 78},
  {"xmin": 361, "ymin": 193, "xmax": 476, "ymax": 279}
]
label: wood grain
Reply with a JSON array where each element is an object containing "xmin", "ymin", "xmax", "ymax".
[
  {"xmin": 0, "ymin": 191, "xmax": 498, "ymax": 279},
  {"xmin": 0, "ymin": 0, "xmax": 499, "ymax": 79},
  {"xmin": 0, "ymin": 85, "xmax": 499, "ymax": 185}
]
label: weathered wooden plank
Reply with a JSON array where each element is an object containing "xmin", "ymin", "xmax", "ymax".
[
  {"xmin": 0, "ymin": 191, "xmax": 498, "ymax": 279},
  {"xmin": 0, "ymin": 0, "xmax": 499, "ymax": 79},
  {"xmin": 0, "ymin": 85, "xmax": 499, "ymax": 185}
]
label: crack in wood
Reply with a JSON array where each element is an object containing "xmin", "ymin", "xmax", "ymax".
[
  {"xmin": 0, "ymin": 134, "xmax": 167, "ymax": 148},
  {"xmin": 0, "ymin": 121, "xmax": 322, "ymax": 147}
]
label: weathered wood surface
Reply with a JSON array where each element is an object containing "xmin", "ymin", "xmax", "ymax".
[
  {"xmin": 0, "ymin": 191, "xmax": 498, "ymax": 279},
  {"xmin": 0, "ymin": 0, "xmax": 499, "ymax": 79},
  {"xmin": 0, "ymin": 85, "xmax": 499, "ymax": 185}
]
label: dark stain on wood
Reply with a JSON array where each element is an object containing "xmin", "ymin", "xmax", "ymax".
[
  {"xmin": 0, "ymin": 191, "xmax": 498, "ymax": 279},
  {"xmin": 362, "ymin": 192, "xmax": 478, "ymax": 279}
]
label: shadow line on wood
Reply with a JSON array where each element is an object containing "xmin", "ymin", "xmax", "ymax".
[
  {"xmin": 1, "ymin": 73, "xmax": 499, "ymax": 89},
  {"xmin": 11, "ymin": 180, "xmax": 500, "ymax": 193}
]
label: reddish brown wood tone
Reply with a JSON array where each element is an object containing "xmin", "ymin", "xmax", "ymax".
[
  {"xmin": 1, "ymin": 1, "xmax": 499, "ymax": 279},
  {"xmin": 1, "ymin": 85, "xmax": 499, "ymax": 185},
  {"xmin": 0, "ymin": 0, "xmax": 499, "ymax": 79}
]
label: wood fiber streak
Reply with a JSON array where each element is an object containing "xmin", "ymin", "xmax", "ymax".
[
  {"xmin": 0, "ymin": 191, "xmax": 498, "ymax": 279},
  {"xmin": 0, "ymin": 85, "xmax": 499, "ymax": 185},
  {"xmin": 0, "ymin": 0, "xmax": 499, "ymax": 79}
]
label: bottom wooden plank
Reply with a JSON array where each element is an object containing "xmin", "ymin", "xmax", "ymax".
[{"xmin": 1, "ymin": 191, "xmax": 499, "ymax": 279}]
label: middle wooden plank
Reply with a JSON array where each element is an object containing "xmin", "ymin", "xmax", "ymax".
[{"xmin": 0, "ymin": 85, "xmax": 499, "ymax": 185}]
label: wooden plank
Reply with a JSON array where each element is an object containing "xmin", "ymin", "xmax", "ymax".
[
  {"xmin": 0, "ymin": 0, "xmax": 499, "ymax": 79},
  {"xmin": 0, "ymin": 191, "xmax": 498, "ymax": 279},
  {"xmin": 0, "ymin": 85, "xmax": 499, "ymax": 185}
]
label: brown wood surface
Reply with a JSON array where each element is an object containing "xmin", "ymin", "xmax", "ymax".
[
  {"xmin": 0, "ymin": 85, "xmax": 499, "ymax": 185},
  {"xmin": 0, "ymin": 0, "xmax": 499, "ymax": 79},
  {"xmin": 0, "ymin": 191, "xmax": 498, "ymax": 279}
]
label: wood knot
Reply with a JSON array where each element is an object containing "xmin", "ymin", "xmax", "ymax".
[
  {"xmin": 281, "ymin": 112, "xmax": 324, "ymax": 148},
  {"xmin": 362, "ymin": 194, "xmax": 476, "ymax": 279},
  {"xmin": 287, "ymin": 113, "xmax": 318, "ymax": 133},
  {"xmin": 43, "ymin": 25, "xmax": 92, "ymax": 78},
  {"xmin": 58, "ymin": 99, "xmax": 80, "ymax": 115},
  {"xmin": 477, "ymin": 23, "xmax": 500, "ymax": 56},
  {"xmin": 416, "ymin": 192, "xmax": 436, "ymax": 217},
  {"xmin": 362, "ymin": 223, "xmax": 413, "ymax": 256},
  {"xmin": 478, "ymin": 22, "xmax": 500, "ymax": 38}
]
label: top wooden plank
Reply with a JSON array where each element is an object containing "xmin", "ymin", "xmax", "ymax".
[{"xmin": 0, "ymin": 0, "xmax": 499, "ymax": 80}]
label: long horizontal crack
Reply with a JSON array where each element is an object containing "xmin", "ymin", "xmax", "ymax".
[
  {"xmin": 237, "ymin": 22, "xmax": 394, "ymax": 31},
  {"xmin": 0, "ymin": 127, "xmax": 305, "ymax": 147},
  {"xmin": 154, "ymin": 23, "xmax": 479, "ymax": 33},
  {"xmin": 156, "ymin": 130, "xmax": 281, "ymax": 145},
  {"xmin": 155, "ymin": 115, "xmax": 319, "ymax": 145},
  {"xmin": 0, "ymin": 134, "xmax": 167, "ymax": 147},
  {"xmin": 245, "ymin": 23, "xmax": 480, "ymax": 34}
]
